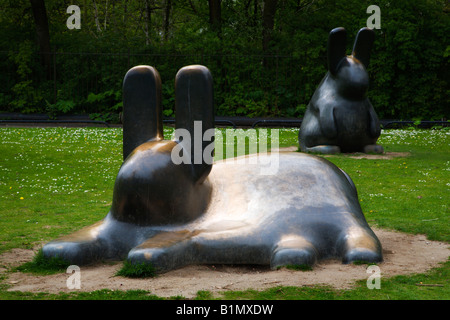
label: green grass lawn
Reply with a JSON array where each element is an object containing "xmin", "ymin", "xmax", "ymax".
[{"xmin": 0, "ymin": 126, "xmax": 448, "ymax": 300}]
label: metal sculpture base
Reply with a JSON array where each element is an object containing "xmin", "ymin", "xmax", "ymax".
[{"xmin": 43, "ymin": 151, "xmax": 382, "ymax": 273}]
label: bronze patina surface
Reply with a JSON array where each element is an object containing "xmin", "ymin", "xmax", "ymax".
[
  {"xmin": 299, "ymin": 27, "xmax": 384, "ymax": 154},
  {"xmin": 43, "ymin": 64, "xmax": 382, "ymax": 272}
]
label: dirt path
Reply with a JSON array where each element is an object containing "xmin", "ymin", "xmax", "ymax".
[{"xmin": 1, "ymin": 228, "xmax": 448, "ymax": 299}]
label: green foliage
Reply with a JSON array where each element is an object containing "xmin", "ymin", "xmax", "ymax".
[
  {"xmin": 116, "ymin": 260, "xmax": 157, "ymax": 278},
  {"xmin": 0, "ymin": 288, "xmax": 166, "ymax": 300},
  {"xmin": 45, "ymin": 99, "xmax": 76, "ymax": 119},
  {"xmin": 0, "ymin": 127, "xmax": 448, "ymax": 300},
  {"xmin": 0, "ymin": 0, "xmax": 448, "ymax": 119},
  {"xmin": 14, "ymin": 249, "xmax": 71, "ymax": 275},
  {"xmin": 218, "ymin": 259, "xmax": 450, "ymax": 300},
  {"xmin": 351, "ymin": 261, "xmax": 378, "ymax": 266},
  {"xmin": 59, "ymin": 289, "xmax": 164, "ymax": 300},
  {"xmin": 284, "ymin": 264, "xmax": 313, "ymax": 271},
  {"xmin": 195, "ymin": 290, "xmax": 215, "ymax": 300},
  {"xmin": 7, "ymin": 41, "xmax": 44, "ymax": 113},
  {"xmin": 367, "ymin": 0, "xmax": 450, "ymax": 119},
  {"xmin": 84, "ymin": 90, "xmax": 122, "ymax": 123},
  {"xmin": 85, "ymin": 90, "xmax": 122, "ymax": 113}
]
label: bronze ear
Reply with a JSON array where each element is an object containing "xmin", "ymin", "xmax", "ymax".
[
  {"xmin": 327, "ymin": 27, "xmax": 347, "ymax": 75},
  {"xmin": 175, "ymin": 65, "xmax": 215, "ymax": 183},
  {"xmin": 352, "ymin": 27, "xmax": 375, "ymax": 68},
  {"xmin": 122, "ymin": 66, "xmax": 163, "ymax": 160}
]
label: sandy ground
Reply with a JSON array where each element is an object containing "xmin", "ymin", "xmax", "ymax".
[{"xmin": 1, "ymin": 228, "xmax": 448, "ymax": 299}]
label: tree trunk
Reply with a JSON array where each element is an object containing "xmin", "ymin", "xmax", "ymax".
[
  {"xmin": 92, "ymin": 0, "xmax": 102, "ymax": 32},
  {"xmin": 104, "ymin": 0, "xmax": 108, "ymax": 30},
  {"xmin": 208, "ymin": 0, "xmax": 222, "ymax": 35},
  {"xmin": 262, "ymin": 0, "xmax": 278, "ymax": 54},
  {"xmin": 163, "ymin": 0, "xmax": 172, "ymax": 42},
  {"xmin": 144, "ymin": 0, "xmax": 153, "ymax": 45},
  {"xmin": 29, "ymin": 0, "xmax": 51, "ymax": 79}
]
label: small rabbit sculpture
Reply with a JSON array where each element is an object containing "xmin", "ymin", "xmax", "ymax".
[
  {"xmin": 299, "ymin": 27, "xmax": 384, "ymax": 154},
  {"xmin": 43, "ymin": 64, "xmax": 382, "ymax": 273}
]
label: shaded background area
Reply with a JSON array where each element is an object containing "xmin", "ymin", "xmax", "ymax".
[{"xmin": 0, "ymin": 0, "xmax": 448, "ymax": 122}]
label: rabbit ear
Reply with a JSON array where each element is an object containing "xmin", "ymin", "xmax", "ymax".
[
  {"xmin": 122, "ymin": 65, "xmax": 164, "ymax": 160},
  {"xmin": 175, "ymin": 65, "xmax": 214, "ymax": 183},
  {"xmin": 352, "ymin": 27, "xmax": 375, "ymax": 68},
  {"xmin": 327, "ymin": 27, "xmax": 347, "ymax": 75}
]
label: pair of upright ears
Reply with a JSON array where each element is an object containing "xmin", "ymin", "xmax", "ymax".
[
  {"xmin": 328, "ymin": 27, "xmax": 375, "ymax": 75},
  {"xmin": 121, "ymin": 65, "xmax": 214, "ymax": 161}
]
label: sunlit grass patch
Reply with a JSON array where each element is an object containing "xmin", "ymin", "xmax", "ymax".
[
  {"xmin": 0, "ymin": 127, "xmax": 448, "ymax": 252},
  {"xmin": 324, "ymin": 128, "xmax": 449, "ymax": 242},
  {"xmin": 14, "ymin": 249, "xmax": 71, "ymax": 275},
  {"xmin": 116, "ymin": 260, "xmax": 157, "ymax": 278},
  {"xmin": 283, "ymin": 264, "xmax": 313, "ymax": 271},
  {"xmin": 0, "ymin": 126, "xmax": 448, "ymax": 300}
]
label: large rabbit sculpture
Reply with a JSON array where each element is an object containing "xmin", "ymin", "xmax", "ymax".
[
  {"xmin": 299, "ymin": 27, "xmax": 384, "ymax": 154},
  {"xmin": 43, "ymin": 64, "xmax": 382, "ymax": 273}
]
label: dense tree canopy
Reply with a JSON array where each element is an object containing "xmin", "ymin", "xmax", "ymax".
[{"xmin": 0, "ymin": 0, "xmax": 448, "ymax": 121}]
